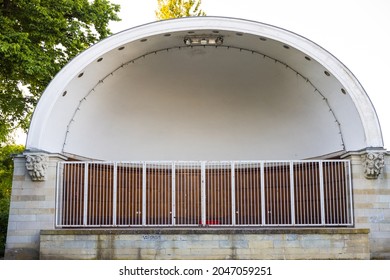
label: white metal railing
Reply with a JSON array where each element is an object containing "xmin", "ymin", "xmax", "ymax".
[{"xmin": 55, "ymin": 160, "xmax": 353, "ymax": 227}]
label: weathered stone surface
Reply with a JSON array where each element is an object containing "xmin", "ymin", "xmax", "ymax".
[{"xmin": 39, "ymin": 228, "xmax": 370, "ymax": 260}]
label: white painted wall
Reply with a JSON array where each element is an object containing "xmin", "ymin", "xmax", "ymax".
[{"xmin": 64, "ymin": 47, "xmax": 343, "ymax": 160}]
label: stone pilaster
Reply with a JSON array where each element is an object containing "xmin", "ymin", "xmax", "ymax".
[
  {"xmin": 343, "ymin": 150, "xmax": 390, "ymax": 259},
  {"xmin": 4, "ymin": 152, "xmax": 67, "ymax": 260}
]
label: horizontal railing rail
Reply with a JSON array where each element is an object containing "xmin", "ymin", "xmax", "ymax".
[{"xmin": 56, "ymin": 160, "xmax": 353, "ymax": 227}]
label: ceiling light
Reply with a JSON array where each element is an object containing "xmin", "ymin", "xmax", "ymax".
[{"xmin": 184, "ymin": 35, "xmax": 224, "ymax": 46}]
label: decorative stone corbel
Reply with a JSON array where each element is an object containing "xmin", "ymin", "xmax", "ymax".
[
  {"xmin": 361, "ymin": 152, "xmax": 385, "ymax": 179},
  {"xmin": 25, "ymin": 153, "xmax": 49, "ymax": 181}
]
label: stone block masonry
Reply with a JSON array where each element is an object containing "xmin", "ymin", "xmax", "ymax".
[
  {"xmin": 5, "ymin": 154, "xmax": 67, "ymax": 260},
  {"xmin": 346, "ymin": 152, "xmax": 390, "ymax": 259},
  {"xmin": 39, "ymin": 228, "xmax": 370, "ymax": 260}
]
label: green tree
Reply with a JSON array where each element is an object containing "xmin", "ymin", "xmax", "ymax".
[
  {"xmin": 155, "ymin": 0, "xmax": 205, "ymax": 20},
  {"xmin": 0, "ymin": 0, "xmax": 121, "ymax": 143},
  {"xmin": 0, "ymin": 144, "xmax": 24, "ymax": 256}
]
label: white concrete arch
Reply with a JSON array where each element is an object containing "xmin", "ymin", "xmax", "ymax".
[{"xmin": 26, "ymin": 17, "xmax": 384, "ymax": 160}]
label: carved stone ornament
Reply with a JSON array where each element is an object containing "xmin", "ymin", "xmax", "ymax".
[
  {"xmin": 25, "ymin": 153, "xmax": 49, "ymax": 181},
  {"xmin": 361, "ymin": 152, "xmax": 385, "ymax": 179}
]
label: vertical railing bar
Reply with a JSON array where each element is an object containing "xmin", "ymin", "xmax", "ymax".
[
  {"xmin": 226, "ymin": 163, "xmax": 228, "ymax": 225},
  {"xmin": 301, "ymin": 163, "xmax": 304, "ymax": 224},
  {"xmin": 106, "ymin": 164, "xmax": 109, "ymax": 225},
  {"xmin": 122, "ymin": 163, "xmax": 125, "ymax": 225},
  {"xmin": 184, "ymin": 163, "xmax": 186, "ymax": 225},
  {"xmin": 319, "ymin": 161, "xmax": 325, "ymax": 225},
  {"xmin": 104, "ymin": 164, "xmax": 108, "ymax": 225},
  {"xmin": 70, "ymin": 164, "xmax": 74, "ymax": 225},
  {"xmin": 129, "ymin": 164, "xmax": 132, "ymax": 225},
  {"xmin": 303, "ymin": 163, "xmax": 307, "ymax": 224},
  {"xmin": 154, "ymin": 163, "xmax": 157, "ymax": 225},
  {"xmin": 149, "ymin": 163, "xmax": 152, "ymax": 225},
  {"xmin": 166, "ymin": 163, "xmax": 169, "ymax": 225},
  {"xmin": 290, "ymin": 161, "xmax": 295, "ymax": 226},
  {"xmin": 316, "ymin": 162, "xmax": 320, "ymax": 224},
  {"xmin": 188, "ymin": 163, "xmax": 191, "ymax": 225},
  {"xmin": 129, "ymin": 163, "xmax": 133, "ymax": 225},
  {"xmin": 257, "ymin": 162, "xmax": 260, "ymax": 225},
  {"xmin": 314, "ymin": 162, "xmax": 318, "ymax": 224},
  {"xmin": 282, "ymin": 163, "xmax": 286, "ymax": 224},
  {"xmin": 136, "ymin": 163, "xmax": 139, "ymax": 225},
  {"xmin": 165, "ymin": 163, "xmax": 168, "ymax": 225},
  {"xmin": 261, "ymin": 161, "xmax": 265, "ymax": 226},
  {"xmin": 194, "ymin": 162, "xmax": 197, "ymax": 225},
  {"xmin": 191, "ymin": 163, "xmax": 194, "ymax": 225},
  {"xmin": 100, "ymin": 164, "xmax": 104, "ymax": 225},
  {"xmin": 197, "ymin": 162, "xmax": 200, "ymax": 224},
  {"xmin": 241, "ymin": 163, "xmax": 244, "ymax": 225},
  {"xmin": 222, "ymin": 163, "xmax": 225, "ymax": 225},
  {"xmin": 55, "ymin": 162, "xmax": 62, "ymax": 227},
  {"xmin": 276, "ymin": 163, "xmax": 279, "ymax": 225},
  {"xmin": 187, "ymin": 163, "xmax": 190, "ymax": 225},
  {"xmin": 218, "ymin": 163, "xmax": 221, "ymax": 225},
  {"xmin": 201, "ymin": 161, "xmax": 206, "ymax": 226},
  {"xmin": 89, "ymin": 164, "xmax": 93, "ymax": 225},
  {"xmin": 172, "ymin": 162, "xmax": 176, "ymax": 226},
  {"xmin": 83, "ymin": 162, "xmax": 89, "ymax": 226},
  {"xmin": 285, "ymin": 163, "xmax": 289, "ymax": 224},
  {"xmin": 335, "ymin": 162, "xmax": 340, "ymax": 224},
  {"xmin": 341, "ymin": 162, "xmax": 346, "ymax": 224},
  {"xmin": 142, "ymin": 162, "xmax": 147, "ymax": 226},
  {"xmin": 163, "ymin": 164, "xmax": 166, "ymax": 225},
  {"xmin": 117, "ymin": 164, "xmax": 121, "ymax": 225},
  {"xmin": 223, "ymin": 163, "xmax": 226, "ymax": 225},
  {"xmin": 249, "ymin": 163, "xmax": 252, "ymax": 225},
  {"xmin": 95, "ymin": 164, "xmax": 98, "ymax": 225},
  {"xmin": 231, "ymin": 161, "xmax": 236, "ymax": 226},
  {"xmin": 213, "ymin": 163, "xmax": 216, "ymax": 224},
  {"xmin": 306, "ymin": 162, "xmax": 309, "ymax": 224},
  {"xmin": 309, "ymin": 162, "xmax": 312, "ymax": 224},
  {"xmin": 77, "ymin": 164, "xmax": 81, "ymax": 225},
  {"xmin": 253, "ymin": 162, "xmax": 261, "ymax": 225},
  {"xmin": 271, "ymin": 163, "xmax": 275, "ymax": 224},
  {"xmin": 113, "ymin": 162, "xmax": 117, "ymax": 226},
  {"xmin": 347, "ymin": 161, "xmax": 353, "ymax": 225},
  {"xmin": 64, "ymin": 163, "xmax": 69, "ymax": 226},
  {"xmin": 75, "ymin": 164, "xmax": 79, "ymax": 225},
  {"xmin": 336, "ymin": 162, "xmax": 341, "ymax": 224},
  {"xmin": 241, "ymin": 163, "xmax": 244, "ymax": 224},
  {"xmin": 249, "ymin": 163, "xmax": 253, "ymax": 224},
  {"xmin": 161, "ymin": 163, "xmax": 164, "ymax": 225},
  {"xmin": 97, "ymin": 164, "xmax": 100, "ymax": 225},
  {"xmin": 155, "ymin": 163, "xmax": 158, "ymax": 225},
  {"xmin": 135, "ymin": 163, "xmax": 138, "ymax": 225},
  {"xmin": 105, "ymin": 164, "xmax": 108, "ymax": 225},
  {"xmin": 68, "ymin": 164, "xmax": 73, "ymax": 225},
  {"xmin": 217, "ymin": 163, "xmax": 220, "ymax": 224},
  {"xmin": 331, "ymin": 162, "xmax": 335, "ymax": 224},
  {"xmin": 341, "ymin": 161, "xmax": 346, "ymax": 225}
]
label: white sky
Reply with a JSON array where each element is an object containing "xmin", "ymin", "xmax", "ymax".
[{"xmin": 17, "ymin": 0, "xmax": 390, "ymax": 150}]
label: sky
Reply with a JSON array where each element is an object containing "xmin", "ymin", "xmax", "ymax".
[{"xmin": 108, "ymin": 0, "xmax": 390, "ymax": 150}]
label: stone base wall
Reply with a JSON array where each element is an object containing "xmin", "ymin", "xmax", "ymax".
[{"xmin": 40, "ymin": 228, "xmax": 370, "ymax": 260}]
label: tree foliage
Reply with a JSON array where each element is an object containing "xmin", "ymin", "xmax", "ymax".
[
  {"xmin": 0, "ymin": 0, "xmax": 121, "ymax": 143},
  {"xmin": 155, "ymin": 0, "xmax": 205, "ymax": 20},
  {"xmin": 0, "ymin": 144, "xmax": 24, "ymax": 256}
]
